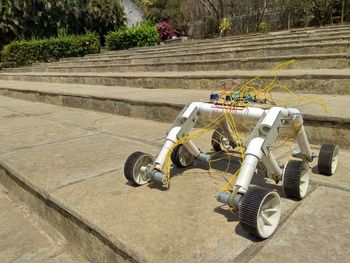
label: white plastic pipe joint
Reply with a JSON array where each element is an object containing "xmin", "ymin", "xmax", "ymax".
[{"xmin": 235, "ymin": 137, "xmax": 265, "ymax": 191}]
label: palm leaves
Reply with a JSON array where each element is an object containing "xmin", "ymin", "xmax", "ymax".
[
  {"xmin": 86, "ymin": 0, "xmax": 126, "ymax": 44},
  {"xmin": 0, "ymin": 0, "xmax": 21, "ymax": 35},
  {"xmin": 219, "ymin": 17, "xmax": 231, "ymax": 37}
]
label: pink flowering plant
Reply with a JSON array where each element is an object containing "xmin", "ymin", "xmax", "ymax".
[{"xmin": 156, "ymin": 21, "xmax": 174, "ymax": 41}]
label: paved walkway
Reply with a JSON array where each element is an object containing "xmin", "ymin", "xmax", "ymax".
[{"xmin": 0, "ymin": 95, "xmax": 349, "ymax": 262}]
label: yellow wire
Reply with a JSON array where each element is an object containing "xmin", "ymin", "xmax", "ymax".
[{"xmin": 161, "ymin": 60, "xmax": 329, "ymax": 193}]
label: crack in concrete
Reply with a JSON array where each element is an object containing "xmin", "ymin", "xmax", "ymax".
[
  {"xmin": 0, "ymin": 123, "xmax": 53, "ymax": 134},
  {"xmin": 0, "ymin": 105, "xmax": 25, "ymax": 115},
  {"xmin": 47, "ymin": 167, "xmax": 122, "ymax": 193},
  {"xmin": 0, "ymin": 104, "xmax": 53, "ymax": 118},
  {"xmin": 0, "ymin": 134, "xmax": 98, "ymax": 157},
  {"xmin": 1, "ymin": 100, "xmax": 161, "ymax": 150},
  {"xmin": 310, "ymin": 179, "xmax": 350, "ymax": 192},
  {"xmin": 44, "ymin": 116, "xmax": 163, "ymax": 148}
]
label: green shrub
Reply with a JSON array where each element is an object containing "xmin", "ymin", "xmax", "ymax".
[
  {"xmin": 1, "ymin": 32, "xmax": 100, "ymax": 68},
  {"xmin": 106, "ymin": 23, "xmax": 160, "ymax": 50}
]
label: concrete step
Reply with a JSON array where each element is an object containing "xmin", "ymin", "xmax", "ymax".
[
  {"xmin": 1, "ymin": 95, "xmax": 349, "ymax": 263},
  {"xmin": 0, "ymin": 42, "xmax": 350, "ymax": 72},
  {"xmin": 95, "ymin": 34, "xmax": 350, "ymax": 58},
  {"xmin": 58, "ymin": 36, "xmax": 350, "ymax": 66},
  {"xmin": 3, "ymin": 32, "xmax": 349, "ymax": 73},
  {"xmin": 4, "ymin": 54, "xmax": 349, "ymax": 74},
  {"xmin": 65, "ymin": 36, "xmax": 350, "ymax": 64},
  {"xmin": 37, "ymin": 54, "xmax": 350, "ymax": 73},
  {"xmin": 71, "ymin": 31, "xmax": 350, "ymax": 61},
  {"xmin": 78, "ymin": 25, "xmax": 350, "ymax": 60},
  {"xmin": 0, "ymin": 80, "xmax": 348, "ymax": 148},
  {"xmin": 0, "ymin": 69, "xmax": 349, "ymax": 94},
  {"xmin": 54, "ymin": 41, "xmax": 350, "ymax": 66}
]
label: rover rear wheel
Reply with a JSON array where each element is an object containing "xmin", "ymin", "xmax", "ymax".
[
  {"xmin": 283, "ymin": 160, "xmax": 310, "ymax": 200},
  {"xmin": 211, "ymin": 128, "xmax": 236, "ymax": 152},
  {"xmin": 318, "ymin": 144, "xmax": 339, "ymax": 176},
  {"xmin": 171, "ymin": 144, "xmax": 194, "ymax": 168}
]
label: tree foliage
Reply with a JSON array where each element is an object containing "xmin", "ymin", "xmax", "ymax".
[
  {"xmin": 308, "ymin": 0, "xmax": 341, "ymax": 25},
  {"xmin": 275, "ymin": 0, "xmax": 342, "ymax": 27},
  {"xmin": 0, "ymin": 0, "xmax": 126, "ymax": 48},
  {"xmin": 134, "ymin": 0, "xmax": 187, "ymax": 35}
]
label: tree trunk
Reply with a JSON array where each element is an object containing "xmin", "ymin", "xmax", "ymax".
[
  {"xmin": 218, "ymin": 0, "xmax": 224, "ymax": 19},
  {"xmin": 207, "ymin": 0, "xmax": 220, "ymax": 22},
  {"xmin": 288, "ymin": 11, "xmax": 291, "ymax": 30},
  {"xmin": 255, "ymin": 0, "xmax": 267, "ymax": 32}
]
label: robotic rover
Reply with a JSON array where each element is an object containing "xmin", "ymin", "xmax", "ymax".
[{"xmin": 123, "ymin": 93, "xmax": 339, "ymax": 239}]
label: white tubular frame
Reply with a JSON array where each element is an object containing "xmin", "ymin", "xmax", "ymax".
[
  {"xmin": 154, "ymin": 102, "xmax": 265, "ymax": 171},
  {"xmin": 151, "ymin": 102, "xmax": 313, "ymax": 205}
]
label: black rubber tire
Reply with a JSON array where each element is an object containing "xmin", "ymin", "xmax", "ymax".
[
  {"xmin": 283, "ymin": 160, "xmax": 309, "ymax": 200},
  {"xmin": 211, "ymin": 129, "xmax": 224, "ymax": 152},
  {"xmin": 239, "ymin": 186, "xmax": 276, "ymax": 239},
  {"xmin": 318, "ymin": 144, "xmax": 339, "ymax": 176},
  {"xmin": 124, "ymin": 151, "xmax": 151, "ymax": 185},
  {"xmin": 171, "ymin": 144, "xmax": 194, "ymax": 168}
]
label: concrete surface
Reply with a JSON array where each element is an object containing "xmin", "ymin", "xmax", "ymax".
[
  {"xmin": 59, "ymin": 32, "xmax": 350, "ymax": 62},
  {"xmin": 82, "ymin": 29, "xmax": 350, "ymax": 58},
  {"xmin": 58, "ymin": 41, "xmax": 350, "ymax": 64},
  {"xmin": 24, "ymin": 54, "xmax": 350, "ymax": 73},
  {"xmin": 79, "ymin": 24, "xmax": 350, "ymax": 56},
  {"xmin": 0, "ymin": 96, "xmax": 349, "ymax": 262},
  {"xmin": 249, "ymin": 186, "xmax": 350, "ymax": 263},
  {"xmin": 0, "ymin": 184, "xmax": 87, "ymax": 263}
]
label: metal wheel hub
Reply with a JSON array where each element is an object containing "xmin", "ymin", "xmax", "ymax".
[
  {"xmin": 331, "ymin": 146, "xmax": 339, "ymax": 174},
  {"xmin": 178, "ymin": 145, "xmax": 194, "ymax": 167},
  {"xmin": 299, "ymin": 162, "xmax": 310, "ymax": 198},
  {"xmin": 132, "ymin": 155, "xmax": 154, "ymax": 185}
]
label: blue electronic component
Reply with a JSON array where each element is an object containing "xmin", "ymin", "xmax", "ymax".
[{"xmin": 210, "ymin": 92, "xmax": 219, "ymax": 101}]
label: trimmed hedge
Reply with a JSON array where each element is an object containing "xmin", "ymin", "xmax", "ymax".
[
  {"xmin": 1, "ymin": 32, "xmax": 100, "ymax": 68},
  {"xmin": 106, "ymin": 23, "xmax": 160, "ymax": 50}
]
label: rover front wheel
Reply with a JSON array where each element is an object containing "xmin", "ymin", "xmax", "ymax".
[
  {"xmin": 239, "ymin": 187, "xmax": 281, "ymax": 239},
  {"xmin": 124, "ymin": 151, "xmax": 154, "ymax": 186},
  {"xmin": 283, "ymin": 160, "xmax": 310, "ymax": 200}
]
